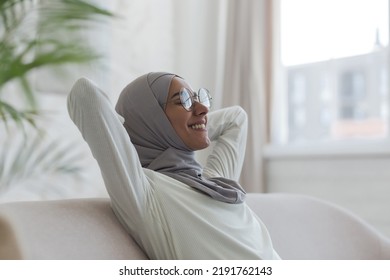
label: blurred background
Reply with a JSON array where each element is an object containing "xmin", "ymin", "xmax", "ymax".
[{"xmin": 1, "ymin": 0, "xmax": 390, "ymax": 239}]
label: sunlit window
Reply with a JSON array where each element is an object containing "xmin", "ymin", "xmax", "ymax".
[{"xmin": 278, "ymin": 0, "xmax": 389, "ymax": 144}]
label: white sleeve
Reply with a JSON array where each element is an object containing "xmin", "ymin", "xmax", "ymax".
[
  {"xmin": 67, "ymin": 77, "xmax": 150, "ymax": 233},
  {"xmin": 203, "ymin": 106, "xmax": 248, "ymax": 181}
]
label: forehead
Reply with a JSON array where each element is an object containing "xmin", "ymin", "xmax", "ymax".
[{"xmin": 168, "ymin": 77, "xmax": 192, "ymax": 97}]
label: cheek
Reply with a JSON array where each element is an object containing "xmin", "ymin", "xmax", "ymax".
[
  {"xmin": 165, "ymin": 109, "xmax": 189, "ymax": 131},
  {"xmin": 174, "ymin": 118, "xmax": 190, "ymax": 134}
]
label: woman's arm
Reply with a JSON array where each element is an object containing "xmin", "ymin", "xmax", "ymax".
[
  {"xmin": 67, "ymin": 78, "xmax": 150, "ymax": 234},
  {"xmin": 203, "ymin": 106, "xmax": 248, "ymax": 181}
]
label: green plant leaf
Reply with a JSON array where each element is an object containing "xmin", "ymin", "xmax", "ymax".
[
  {"xmin": 0, "ymin": 99, "xmax": 39, "ymax": 131},
  {"xmin": 0, "ymin": 0, "xmax": 115, "ymax": 128}
]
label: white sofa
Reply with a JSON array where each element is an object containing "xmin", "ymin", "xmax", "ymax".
[{"xmin": 1, "ymin": 192, "xmax": 389, "ymax": 260}]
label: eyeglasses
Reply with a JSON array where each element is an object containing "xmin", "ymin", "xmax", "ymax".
[{"xmin": 175, "ymin": 87, "xmax": 212, "ymax": 111}]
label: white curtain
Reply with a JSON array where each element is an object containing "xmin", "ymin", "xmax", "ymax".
[{"xmin": 217, "ymin": 0, "xmax": 269, "ymax": 193}]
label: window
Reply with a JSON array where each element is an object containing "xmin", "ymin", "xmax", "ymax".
[{"xmin": 274, "ymin": 0, "xmax": 389, "ymax": 144}]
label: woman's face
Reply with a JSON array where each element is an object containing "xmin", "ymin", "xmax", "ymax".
[{"xmin": 164, "ymin": 77, "xmax": 210, "ymax": 151}]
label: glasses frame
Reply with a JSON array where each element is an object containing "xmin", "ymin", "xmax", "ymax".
[{"xmin": 178, "ymin": 87, "xmax": 212, "ymax": 111}]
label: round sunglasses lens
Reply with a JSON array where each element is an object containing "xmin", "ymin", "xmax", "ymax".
[
  {"xmin": 180, "ymin": 88, "xmax": 192, "ymax": 110},
  {"xmin": 198, "ymin": 88, "xmax": 210, "ymax": 107}
]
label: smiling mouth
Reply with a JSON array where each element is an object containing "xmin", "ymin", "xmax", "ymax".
[{"xmin": 190, "ymin": 124, "xmax": 206, "ymax": 130}]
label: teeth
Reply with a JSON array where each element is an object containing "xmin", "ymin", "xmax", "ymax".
[{"xmin": 190, "ymin": 124, "xmax": 206, "ymax": 130}]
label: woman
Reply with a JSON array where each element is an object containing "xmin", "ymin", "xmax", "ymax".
[{"xmin": 68, "ymin": 72, "xmax": 280, "ymax": 259}]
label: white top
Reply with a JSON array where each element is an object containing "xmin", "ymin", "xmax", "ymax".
[{"xmin": 68, "ymin": 77, "xmax": 280, "ymax": 259}]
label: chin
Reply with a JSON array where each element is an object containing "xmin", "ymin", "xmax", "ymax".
[{"xmin": 193, "ymin": 138, "xmax": 211, "ymax": 151}]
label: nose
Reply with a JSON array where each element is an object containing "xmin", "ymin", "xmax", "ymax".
[{"xmin": 192, "ymin": 100, "xmax": 209, "ymax": 116}]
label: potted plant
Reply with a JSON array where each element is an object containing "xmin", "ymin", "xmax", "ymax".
[{"xmin": 0, "ymin": 0, "xmax": 114, "ymax": 196}]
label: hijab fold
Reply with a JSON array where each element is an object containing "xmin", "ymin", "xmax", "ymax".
[{"xmin": 115, "ymin": 72, "xmax": 246, "ymax": 204}]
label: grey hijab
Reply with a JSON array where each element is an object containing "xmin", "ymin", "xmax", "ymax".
[{"xmin": 115, "ymin": 72, "xmax": 246, "ymax": 204}]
